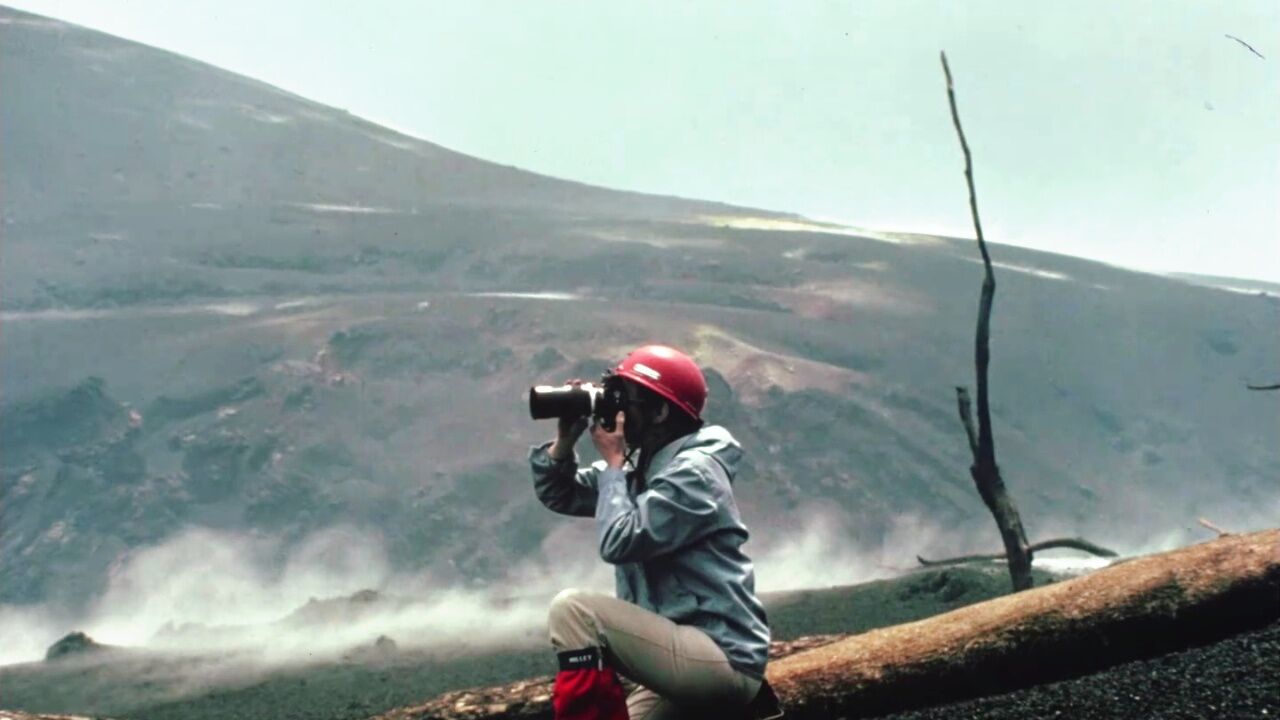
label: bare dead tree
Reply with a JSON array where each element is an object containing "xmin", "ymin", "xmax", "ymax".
[{"xmin": 942, "ymin": 52, "xmax": 1034, "ymax": 591}]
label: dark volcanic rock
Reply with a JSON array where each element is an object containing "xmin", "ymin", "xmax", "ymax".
[
  {"xmin": 881, "ymin": 620, "xmax": 1280, "ymax": 720},
  {"xmin": 146, "ymin": 377, "xmax": 265, "ymax": 424},
  {"xmin": 284, "ymin": 589, "xmax": 412, "ymax": 627},
  {"xmin": 44, "ymin": 631, "xmax": 106, "ymax": 661},
  {"xmin": 341, "ymin": 634, "xmax": 401, "ymax": 664},
  {"xmin": 0, "ymin": 378, "xmax": 125, "ymax": 456}
]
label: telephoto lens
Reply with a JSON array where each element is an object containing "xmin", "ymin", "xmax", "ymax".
[{"xmin": 528, "ymin": 383, "xmax": 600, "ymax": 420}]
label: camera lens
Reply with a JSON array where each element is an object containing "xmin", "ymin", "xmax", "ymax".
[{"xmin": 529, "ymin": 384, "xmax": 595, "ymax": 420}]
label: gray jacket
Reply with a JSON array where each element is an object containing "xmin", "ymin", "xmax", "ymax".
[{"xmin": 529, "ymin": 425, "xmax": 770, "ymax": 680}]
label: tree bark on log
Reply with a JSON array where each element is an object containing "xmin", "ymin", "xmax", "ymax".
[
  {"xmin": 917, "ymin": 536, "xmax": 1119, "ymax": 566},
  {"xmin": 942, "ymin": 52, "xmax": 1034, "ymax": 591}
]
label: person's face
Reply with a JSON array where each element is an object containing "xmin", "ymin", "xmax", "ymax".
[
  {"xmin": 621, "ymin": 381, "xmax": 668, "ymax": 448},
  {"xmin": 622, "ymin": 381, "xmax": 641, "ymax": 407}
]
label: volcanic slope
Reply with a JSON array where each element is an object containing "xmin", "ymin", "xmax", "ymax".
[{"xmin": 2, "ymin": 2, "xmax": 1278, "ymax": 619}]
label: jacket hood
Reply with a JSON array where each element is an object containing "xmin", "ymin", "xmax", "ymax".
[{"xmin": 650, "ymin": 424, "xmax": 742, "ymax": 480}]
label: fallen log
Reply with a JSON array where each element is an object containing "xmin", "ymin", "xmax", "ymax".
[
  {"xmin": 916, "ymin": 536, "xmax": 1119, "ymax": 567},
  {"xmin": 369, "ymin": 529, "xmax": 1278, "ymax": 720},
  {"xmin": 774, "ymin": 528, "xmax": 1280, "ymax": 719}
]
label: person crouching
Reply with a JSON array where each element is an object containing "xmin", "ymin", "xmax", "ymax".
[{"xmin": 528, "ymin": 345, "xmax": 771, "ymax": 719}]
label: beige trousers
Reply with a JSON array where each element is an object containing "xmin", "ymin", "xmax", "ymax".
[{"xmin": 548, "ymin": 588, "xmax": 761, "ymax": 720}]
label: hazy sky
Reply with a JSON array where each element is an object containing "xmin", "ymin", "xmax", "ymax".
[{"xmin": 9, "ymin": 1, "xmax": 1280, "ymax": 281}]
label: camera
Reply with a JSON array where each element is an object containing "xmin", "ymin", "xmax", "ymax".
[{"xmin": 529, "ymin": 373, "xmax": 627, "ymax": 431}]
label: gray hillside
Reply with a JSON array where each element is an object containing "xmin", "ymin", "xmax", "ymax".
[{"xmin": 1, "ymin": 5, "xmax": 1277, "ymax": 613}]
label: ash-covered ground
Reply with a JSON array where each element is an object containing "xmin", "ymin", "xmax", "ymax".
[{"xmin": 881, "ymin": 620, "xmax": 1280, "ymax": 720}]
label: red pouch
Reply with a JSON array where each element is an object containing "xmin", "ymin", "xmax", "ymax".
[{"xmin": 553, "ymin": 647, "xmax": 628, "ymax": 720}]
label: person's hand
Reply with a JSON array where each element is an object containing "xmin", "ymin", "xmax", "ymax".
[
  {"xmin": 552, "ymin": 415, "xmax": 589, "ymax": 458},
  {"xmin": 591, "ymin": 411, "xmax": 627, "ymax": 470},
  {"xmin": 557, "ymin": 415, "xmax": 589, "ymax": 443},
  {"xmin": 548, "ymin": 380, "xmax": 590, "ymax": 460}
]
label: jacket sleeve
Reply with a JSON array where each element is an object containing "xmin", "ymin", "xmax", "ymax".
[
  {"xmin": 529, "ymin": 442, "xmax": 601, "ymax": 517},
  {"xmin": 595, "ymin": 453, "xmax": 726, "ymax": 565}
]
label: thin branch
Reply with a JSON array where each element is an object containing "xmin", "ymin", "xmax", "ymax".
[
  {"xmin": 1198, "ymin": 518, "xmax": 1231, "ymax": 537},
  {"xmin": 941, "ymin": 52, "xmax": 991, "ymax": 270},
  {"xmin": 1226, "ymin": 34, "xmax": 1266, "ymax": 60},
  {"xmin": 917, "ymin": 537, "xmax": 1120, "ymax": 567},
  {"xmin": 1246, "ymin": 383, "xmax": 1280, "ymax": 391},
  {"xmin": 1032, "ymin": 537, "xmax": 1119, "ymax": 558}
]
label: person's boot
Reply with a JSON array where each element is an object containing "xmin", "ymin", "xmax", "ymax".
[{"xmin": 552, "ymin": 647, "xmax": 628, "ymax": 720}]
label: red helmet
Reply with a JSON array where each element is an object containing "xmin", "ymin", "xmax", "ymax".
[{"xmin": 614, "ymin": 345, "xmax": 708, "ymax": 421}]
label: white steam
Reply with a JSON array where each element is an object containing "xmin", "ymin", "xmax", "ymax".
[
  {"xmin": 752, "ymin": 510, "xmax": 972, "ymax": 593},
  {"xmin": 89, "ymin": 527, "xmax": 392, "ymax": 646},
  {"xmin": 0, "ymin": 524, "xmax": 611, "ymax": 667},
  {"xmin": 0, "ymin": 604, "xmax": 67, "ymax": 666},
  {"xmin": 4, "ymin": 497, "xmax": 1274, "ymax": 668}
]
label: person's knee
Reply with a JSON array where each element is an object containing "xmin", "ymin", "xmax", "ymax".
[
  {"xmin": 548, "ymin": 587, "xmax": 588, "ymax": 625},
  {"xmin": 548, "ymin": 588, "xmax": 599, "ymax": 647}
]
